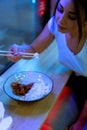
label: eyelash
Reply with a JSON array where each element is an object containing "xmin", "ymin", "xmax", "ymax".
[
  {"xmin": 57, "ymin": 5, "xmax": 76, "ymax": 21},
  {"xmin": 68, "ymin": 15, "xmax": 76, "ymax": 20},
  {"xmin": 57, "ymin": 6, "xmax": 63, "ymax": 13}
]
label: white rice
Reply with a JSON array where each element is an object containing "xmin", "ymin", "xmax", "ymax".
[{"xmin": 19, "ymin": 74, "xmax": 52, "ymax": 101}]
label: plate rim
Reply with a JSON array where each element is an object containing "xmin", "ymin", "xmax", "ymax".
[{"xmin": 3, "ymin": 71, "xmax": 53, "ymax": 102}]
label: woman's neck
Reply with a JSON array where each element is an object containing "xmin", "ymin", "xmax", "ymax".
[{"xmin": 65, "ymin": 31, "xmax": 86, "ymax": 54}]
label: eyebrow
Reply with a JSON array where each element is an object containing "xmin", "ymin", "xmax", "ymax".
[{"xmin": 59, "ymin": 3, "xmax": 76, "ymax": 15}]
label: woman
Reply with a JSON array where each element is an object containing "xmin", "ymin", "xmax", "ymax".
[{"xmin": 8, "ymin": 0, "xmax": 87, "ymax": 129}]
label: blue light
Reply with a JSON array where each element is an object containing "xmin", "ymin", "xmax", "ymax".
[{"xmin": 32, "ymin": 0, "xmax": 36, "ymax": 4}]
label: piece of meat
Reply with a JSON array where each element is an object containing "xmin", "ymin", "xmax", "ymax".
[{"xmin": 11, "ymin": 82, "xmax": 34, "ymax": 96}]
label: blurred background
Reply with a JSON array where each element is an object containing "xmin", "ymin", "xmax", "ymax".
[{"xmin": 0, "ymin": 0, "xmax": 56, "ymax": 75}]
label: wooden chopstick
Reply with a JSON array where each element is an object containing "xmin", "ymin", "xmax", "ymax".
[
  {"xmin": 0, "ymin": 50, "xmax": 39, "ymax": 58},
  {"xmin": 0, "ymin": 54, "xmax": 36, "ymax": 58},
  {"xmin": 0, "ymin": 50, "xmax": 35, "ymax": 55}
]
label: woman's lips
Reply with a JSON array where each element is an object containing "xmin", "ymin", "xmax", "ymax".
[{"xmin": 57, "ymin": 24, "xmax": 66, "ymax": 31}]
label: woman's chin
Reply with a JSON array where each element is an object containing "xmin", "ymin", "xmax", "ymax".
[
  {"xmin": 58, "ymin": 29, "xmax": 66, "ymax": 33},
  {"xmin": 57, "ymin": 28, "xmax": 67, "ymax": 33}
]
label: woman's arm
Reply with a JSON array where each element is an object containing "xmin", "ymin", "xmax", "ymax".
[
  {"xmin": 27, "ymin": 23, "xmax": 55, "ymax": 53},
  {"xmin": 8, "ymin": 23, "xmax": 54, "ymax": 62}
]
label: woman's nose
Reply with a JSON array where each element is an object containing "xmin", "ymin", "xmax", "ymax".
[{"xmin": 58, "ymin": 14, "xmax": 67, "ymax": 24}]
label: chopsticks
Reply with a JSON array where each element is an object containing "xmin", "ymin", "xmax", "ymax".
[{"xmin": 0, "ymin": 50, "xmax": 39, "ymax": 58}]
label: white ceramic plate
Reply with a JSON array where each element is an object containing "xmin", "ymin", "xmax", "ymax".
[{"xmin": 3, "ymin": 71, "xmax": 53, "ymax": 101}]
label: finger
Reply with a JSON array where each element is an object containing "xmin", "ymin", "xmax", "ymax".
[
  {"xmin": 9, "ymin": 44, "xmax": 19, "ymax": 54},
  {"xmin": 8, "ymin": 55, "xmax": 21, "ymax": 62}
]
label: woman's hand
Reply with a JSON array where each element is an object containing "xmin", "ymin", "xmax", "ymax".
[{"xmin": 8, "ymin": 44, "xmax": 23, "ymax": 62}]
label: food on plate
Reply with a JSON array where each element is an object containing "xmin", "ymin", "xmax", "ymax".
[{"xmin": 11, "ymin": 82, "xmax": 34, "ymax": 96}]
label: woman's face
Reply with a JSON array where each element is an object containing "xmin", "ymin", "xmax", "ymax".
[{"xmin": 55, "ymin": 0, "xmax": 85, "ymax": 34}]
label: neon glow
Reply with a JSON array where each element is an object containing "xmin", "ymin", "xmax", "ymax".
[{"xmin": 32, "ymin": 0, "xmax": 36, "ymax": 4}]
